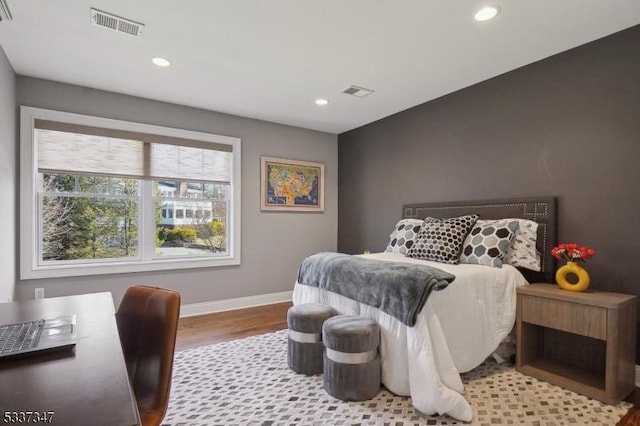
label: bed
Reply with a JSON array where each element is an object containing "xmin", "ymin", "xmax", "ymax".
[{"xmin": 292, "ymin": 197, "xmax": 557, "ymax": 421}]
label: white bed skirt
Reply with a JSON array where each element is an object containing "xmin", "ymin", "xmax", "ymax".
[{"xmin": 293, "ymin": 252, "xmax": 528, "ymax": 421}]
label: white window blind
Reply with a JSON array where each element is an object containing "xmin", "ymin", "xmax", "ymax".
[
  {"xmin": 37, "ymin": 129, "xmax": 145, "ymax": 178},
  {"xmin": 35, "ymin": 119, "xmax": 233, "ymax": 183},
  {"xmin": 150, "ymin": 144, "xmax": 231, "ymax": 183}
]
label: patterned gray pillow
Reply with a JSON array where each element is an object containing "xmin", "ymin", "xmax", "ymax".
[
  {"xmin": 385, "ymin": 219, "xmax": 423, "ymax": 255},
  {"xmin": 460, "ymin": 219, "xmax": 520, "ymax": 268},
  {"xmin": 503, "ymin": 219, "xmax": 541, "ymax": 271},
  {"xmin": 407, "ymin": 215, "xmax": 479, "ymax": 264}
]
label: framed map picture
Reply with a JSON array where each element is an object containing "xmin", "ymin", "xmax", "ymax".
[{"xmin": 260, "ymin": 156, "xmax": 324, "ymax": 212}]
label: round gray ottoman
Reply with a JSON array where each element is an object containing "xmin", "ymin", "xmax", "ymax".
[
  {"xmin": 287, "ymin": 303, "xmax": 337, "ymax": 375},
  {"xmin": 322, "ymin": 315, "xmax": 381, "ymax": 401}
]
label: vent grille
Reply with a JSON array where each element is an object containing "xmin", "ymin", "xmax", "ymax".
[
  {"xmin": 341, "ymin": 85, "xmax": 375, "ymax": 98},
  {"xmin": 0, "ymin": 0, "xmax": 12, "ymax": 22},
  {"xmin": 91, "ymin": 8, "xmax": 144, "ymax": 37}
]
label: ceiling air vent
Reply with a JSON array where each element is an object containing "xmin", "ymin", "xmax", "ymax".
[
  {"xmin": 0, "ymin": 0, "xmax": 12, "ymax": 22},
  {"xmin": 341, "ymin": 85, "xmax": 375, "ymax": 98},
  {"xmin": 91, "ymin": 8, "xmax": 144, "ymax": 37}
]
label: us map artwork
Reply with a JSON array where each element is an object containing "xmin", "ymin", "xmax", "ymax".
[{"xmin": 266, "ymin": 162, "xmax": 320, "ymax": 207}]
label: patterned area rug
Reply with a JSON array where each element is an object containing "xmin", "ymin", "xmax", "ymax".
[{"xmin": 163, "ymin": 330, "xmax": 630, "ymax": 425}]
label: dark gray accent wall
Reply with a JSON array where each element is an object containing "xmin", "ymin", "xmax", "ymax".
[
  {"xmin": 16, "ymin": 77, "xmax": 338, "ymax": 305},
  {"xmin": 0, "ymin": 45, "xmax": 15, "ymax": 303},
  {"xmin": 339, "ymin": 26, "xmax": 640, "ymax": 301}
]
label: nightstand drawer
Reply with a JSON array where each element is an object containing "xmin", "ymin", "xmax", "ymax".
[{"xmin": 520, "ymin": 295, "xmax": 607, "ymax": 339}]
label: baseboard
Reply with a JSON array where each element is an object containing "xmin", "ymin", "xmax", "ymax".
[
  {"xmin": 180, "ymin": 290, "xmax": 292, "ymax": 318},
  {"xmin": 636, "ymin": 364, "xmax": 640, "ymax": 388}
]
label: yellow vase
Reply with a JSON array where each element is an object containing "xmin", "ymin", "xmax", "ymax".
[{"xmin": 555, "ymin": 261, "xmax": 590, "ymax": 292}]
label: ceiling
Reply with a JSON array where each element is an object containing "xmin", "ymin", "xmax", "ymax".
[{"xmin": 1, "ymin": 1, "xmax": 640, "ymax": 134}]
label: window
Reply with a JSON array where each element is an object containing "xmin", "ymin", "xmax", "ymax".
[{"xmin": 20, "ymin": 106, "xmax": 241, "ymax": 279}]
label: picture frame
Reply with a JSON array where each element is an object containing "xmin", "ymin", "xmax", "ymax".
[{"xmin": 260, "ymin": 156, "xmax": 324, "ymax": 212}]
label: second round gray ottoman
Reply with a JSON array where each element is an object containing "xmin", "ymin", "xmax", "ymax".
[
  {"xmin": 287, "ymin": 303, "xmax": 337, "ymax": 375},
  {"xmin": 322, "ymin": 315, "xmax": 381, "ymax": 401}
]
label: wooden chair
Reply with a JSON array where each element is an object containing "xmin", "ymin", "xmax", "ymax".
[
  {"xmin": 115, "ymin": 285, "xmax": 181, "ymax": 426},
  {"xmin": 617, "ymin": 406, "xmax": 640, "ymax": 426}
]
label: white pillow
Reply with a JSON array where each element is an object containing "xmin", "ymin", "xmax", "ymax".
[
  {"xmin": 503, "ymin": 218, "xmax": 541, "ymax": 271},
  {"xmin": 384, "ymin": 219, "xmax": 423, "ymax": 255}
]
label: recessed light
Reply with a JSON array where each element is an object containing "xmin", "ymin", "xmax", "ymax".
[
  {"xmin": 315, "ymin": 99, "xmax": 329, "ymax": 106},
  {"xmin": 152, "ymin": 57, "xmax": 171, "ymax": 67},
  {"xmin": 474, "ymin": 6, "xmax": 500, "ymax": 22}
]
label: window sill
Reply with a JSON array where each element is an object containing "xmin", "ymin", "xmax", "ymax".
[{"xmin": 21, "ymin": 255, "xmax": 240, "ymax": 280}]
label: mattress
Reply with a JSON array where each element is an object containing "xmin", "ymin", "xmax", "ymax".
[{"xmin": 292, "ymin": 251, "xmax": 528, "ymax": 421}]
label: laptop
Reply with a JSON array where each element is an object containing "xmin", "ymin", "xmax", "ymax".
[{"xmin": 0, "ymin": 315, "xmax": 77, "ymax": 360}]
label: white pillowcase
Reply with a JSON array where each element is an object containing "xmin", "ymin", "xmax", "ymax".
[{"xmin": 503, "ymin": 218, "xmax": 541, "ymax": 271}]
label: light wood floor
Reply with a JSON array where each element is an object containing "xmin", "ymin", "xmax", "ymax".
[
  {"xmin": 174, "ymin": 301, "xmax": 638, "ymax": 425},
  {"xmin": 175, "ymin": 301, "xmax": 291, "ymax": 352}
]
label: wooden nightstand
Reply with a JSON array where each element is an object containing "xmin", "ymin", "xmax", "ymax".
[{"xmin": 516, "ymin": 283, "xmax": 637, "ymax": 405}]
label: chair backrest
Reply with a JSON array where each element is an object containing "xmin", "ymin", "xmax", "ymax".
[{"xmin": 115, "ymin": 285, "xmax": 181, "ymax": 426}]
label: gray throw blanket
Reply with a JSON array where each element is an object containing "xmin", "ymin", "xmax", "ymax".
[{"xmin": 297, "ymin": 252, "xmax": 455, "ymax": 327}]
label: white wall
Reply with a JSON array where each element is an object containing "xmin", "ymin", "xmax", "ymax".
[
  {"xmin": 0, "ymin": 46, "xmax": 15, "ymax": 302},
  {"xmin": 16, "ymin": 77, "xmax": 338, "ymax": 305}
]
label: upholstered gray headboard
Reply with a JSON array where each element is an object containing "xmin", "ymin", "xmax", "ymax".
[{"xmin": 402, "ymin": 197, "xmax": 557, "ymax": 283}]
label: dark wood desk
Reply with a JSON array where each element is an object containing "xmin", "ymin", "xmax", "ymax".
[{"xmin": 0, "ymin": 292, "xmax": 140, "ymax": 426}]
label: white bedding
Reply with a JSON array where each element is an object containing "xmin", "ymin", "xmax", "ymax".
[{"xmin": 292, "ymin": 252, "xmax": 528, "ymax": 421}]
